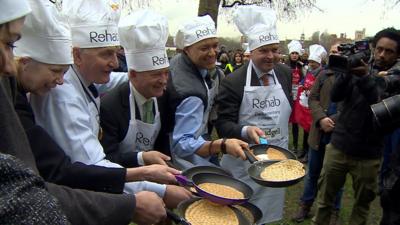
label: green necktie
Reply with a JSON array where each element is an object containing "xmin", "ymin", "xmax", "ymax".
[{"xmin": 143, "ymin": 99, "xmax": 154, "ymax": 124}]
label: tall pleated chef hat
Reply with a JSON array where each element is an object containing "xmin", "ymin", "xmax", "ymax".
[
  {"xmin": 118, "ymin": 9, "xmax": 169, "ymax": 72},
  {"xmin": 14, "ymin": 0, "xmax": 73, "ymax": 65},
  {"xmin": 61, "ymin": 0, "xmax": 120, "ymax": 48},
  {"xmin": 234, "ymin": 5, "xmax": 279, "ymax": 51},
  {"xmin": 0, "ymin": 0, "xmax": 31, "ymax": 24},
  {"xmin": 288, "ymin": 40, "xmax": 302, "ymax": 54},
  {"xmin": 308, "ymin": 44, "xmax": 327, "ymax": 64},
  {"xmin": 175, "ymin": 15, "xmax": 217, "ymax": 48}
]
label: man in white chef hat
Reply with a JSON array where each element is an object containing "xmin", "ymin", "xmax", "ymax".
[
  {"xmin": 29, "ymin": 0, "xmax": 188, "ymax": 212},
  {"xmin": 165, "ymin": 14, "xmax": 248, "ymax": 170},
  {"xmin": 100, "ymin": 7, "xmax": 192, "ymax": 203},
  {"xmin": 101, "ymin": 9, "xmax": 172, "ymax": 167},
  {"xmin": 215, "ymin": 5, "xmax": 293, "ymax": 224}
]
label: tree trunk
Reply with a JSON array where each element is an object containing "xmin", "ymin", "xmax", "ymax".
[{"xmin": 198, "ymin": 0, "xmax": 221, "ymax": 27}]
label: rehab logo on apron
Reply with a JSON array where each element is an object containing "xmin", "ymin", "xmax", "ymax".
[
  {"xmin": 221, "ymin": 61, "xmax": 291, "ymax": 224},
  {"xmin": 119, "ymin": 83, "xmax": 161, "ymax": 153}
]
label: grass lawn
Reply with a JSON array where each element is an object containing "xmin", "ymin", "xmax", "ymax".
[
  {"xmin": 270, "ymin": 176, "xmax": 382, "ymax": 225},
  {"xmin": 268, "ymin": 126, "xmax": 382, "ymax": 225}
]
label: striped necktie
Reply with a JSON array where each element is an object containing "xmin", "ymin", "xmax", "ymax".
[{"xmin": 260, "ymin": 73, "xmax": 272, "ymax": 86}]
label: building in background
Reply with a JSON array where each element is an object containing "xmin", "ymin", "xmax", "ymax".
[{"xmin": 355, "ymin": 28, "xmax": 366, "ymax": 41}]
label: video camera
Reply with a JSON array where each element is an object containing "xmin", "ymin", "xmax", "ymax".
[{"xmin": 328, "ymin": 40, "xmax": 371, "ymax": 73}]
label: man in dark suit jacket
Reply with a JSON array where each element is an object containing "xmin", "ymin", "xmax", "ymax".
[
  {"xmin": 216, "ymin": 62, "xmax": 292, "ymax": 139},
  {"xmin": 100, "ymin": 82, "xmax": 171, "ymax": 167},
  {"xmin": 215, "ymin": 6, "xmax": 292, "ymax": 224},
  {"xmin": 100, "ymin": 10, "xmax": 175, "ymax": 169}
]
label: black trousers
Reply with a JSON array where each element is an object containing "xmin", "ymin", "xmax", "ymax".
[{"xmin": 380, "ymin": 179, "xmax": 400, "ymax": 225}]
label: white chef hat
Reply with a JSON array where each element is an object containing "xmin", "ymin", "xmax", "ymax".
[
  {"xmin": 175, "ymin": 15, "xmax": 217, "ymax": 48},
  {"xmin": 234, "ymin": 5, "xmax": 279, "ymax": 51},
  {"xmin": 14, "ymin": 0, "xmax": 72, "ymax": 65},
  {"xmin": 288, "ymin": 40, "xmax": 302, "ymax": 54},
  {"xmin": 62, "ymin": 0, "xmax": 120, "ymax": 48},
  {"xmin": 308, "ymin": 44, "xmax": 327, "ymax": 64},
  {"xmin": 174, "ymin": 30, "xmax": 184, "ymax": 50},
  {"xmin": 0, "ymin": 0, "xmax": 31, "ymax": 24},
  {"xmin": 118, "ymin": 9, "xmax": 169, "ymax": 72}
]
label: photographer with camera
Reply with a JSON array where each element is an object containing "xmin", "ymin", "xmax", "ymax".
[{"xmin": 312, "ymin": 27, "xmax": 400, "ymax": 225}]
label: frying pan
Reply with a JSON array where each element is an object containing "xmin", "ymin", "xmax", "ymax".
[
  {"xmin": 175, "ymin": 173, "xmax": 253, "ymax": 205},
  {"xmin": 166, "ymin": 161, "xmax": 232, "ymax": 181},
  {"xmin": 244, "ymin": 150, "xmax": 305, "ymax": 187},
  {"xmin": 177, "ymin": 197, "xmax": 251, "ymax": 225},
  {"xmin": 232, "ymin": 202, "xmax": 262, "ymax": 225},
  {"xmin": 249, "ymin": 144, "xmax": 297, "ymax": 160},
  {"xmin": 167, "ymin": 161, "xmax": 232, "ymax": 196},
  {"xmin": 166, "ymin": 208, "xmax": 192, "ymax": 225},
  {"xmin": 182, "ymin": 165, "xmax": 232, "ymax": 181}
]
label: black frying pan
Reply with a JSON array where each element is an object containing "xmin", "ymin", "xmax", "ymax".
[
  {"xmin": 232, "ymin": 202, "xmax": 262, "ymax": 225},
  {"xmin": 177, "ymin": 197, "xmax": 251, "ymax": 225},
  {"xmin": 166, "ymin": 209, "xmax": 192, "ymax": 225},
  {"xmin": 182, "ymin": 165, "xmax": 232, "ymax": 181},
  {"xmin": 176, "ymin": 173, "xmax": 253, "ymax": 205},
  {"xmin": 244, "ymin": 150, "xmax": 305, "ymax": 187},
  {"xmin": 166, "ymin": 161, "xmax": 232, "ymax": 180},
  {"xmin": 250, "ymin": 144, "xmax": 297, "ymax": 160}
]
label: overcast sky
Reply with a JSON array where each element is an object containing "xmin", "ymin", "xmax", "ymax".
[{"xmin": 138, "ymin": 0, "xmax": 399, "ymax": 40}]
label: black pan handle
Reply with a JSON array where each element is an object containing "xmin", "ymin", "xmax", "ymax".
[
  {"xmin": 166, "ymin": 209, "xmax": 192, "ymax": 225},
  {"xmin": 243, "ymin": 148, "xmax": 258, "ymax": 164}
]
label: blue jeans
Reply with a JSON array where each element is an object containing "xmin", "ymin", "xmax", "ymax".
[{"xmin": 300, "ymin": 147, "xmax": 343, "ymax": 209}]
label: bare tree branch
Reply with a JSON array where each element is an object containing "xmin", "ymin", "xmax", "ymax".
[{"xmin": 221, "ymin": 0, "xmax": 265, "ymax": 7}]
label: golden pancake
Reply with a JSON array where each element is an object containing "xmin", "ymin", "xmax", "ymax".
[
  {"xmin": 266, "ymin": 148, "xmax": 287, "ymax": 160},
  {"xmin": 185, "ymin": 199, "xmax": 239, "ymax": 225},
  {"xmin": 197, "ymin": 183, "xmax": 244, "ymax": 199},
  {"xmin": 260, "ymin": 159, "xmax": 305, "ymax": 181}
]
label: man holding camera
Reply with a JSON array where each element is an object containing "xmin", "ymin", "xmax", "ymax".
[{"xmin": 312, "ymin": 28, "xmax": 400, "ymax": 225}]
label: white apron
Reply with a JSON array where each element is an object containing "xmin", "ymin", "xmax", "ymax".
[
  {"xmin": 119, "ymin": 83, "xmax": 161, "ymax": 153},
  {"xmin": 220, "ymin": 61, "xmax": 291, "ymax": 224},
  {"xmin": 172, "ymin": 75, "xmax": 220, "ymax": 170}
]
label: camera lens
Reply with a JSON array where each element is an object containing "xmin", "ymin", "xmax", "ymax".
[{"xmin": 371, "ymin": 95, "xmax": 400, "ymax": 129}]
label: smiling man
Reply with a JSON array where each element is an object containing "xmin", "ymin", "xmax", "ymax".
[
  {"xmin": 215, "ymin": 6, "xmax": 292, "ymax": 224},
  {"xmin": 100, "ymin": 10, "xmax": 173, "ymax": 169},
  {"xmin": 165, "ymin": 15, "xmax": 248, "ymax": 170}
]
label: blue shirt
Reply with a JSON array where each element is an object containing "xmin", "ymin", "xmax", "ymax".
[{"xmin": 171, "ymin": 69, "xmax": 209, "ymax": 158}]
